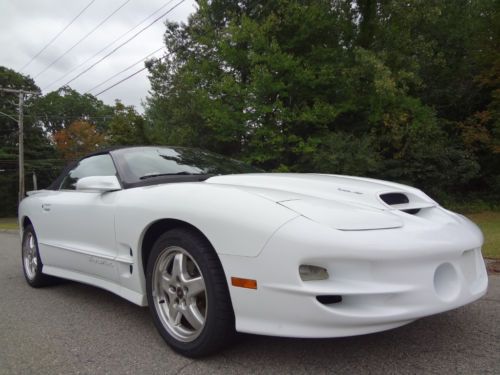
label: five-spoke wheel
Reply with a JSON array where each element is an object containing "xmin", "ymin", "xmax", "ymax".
[
  {"xmin": 21, "ymin": 224, "xmax": 55, "ymax": 287},
  {"xmin": 146, "ymin": 228, "xmax": 235, "ymax": 357},
  {"xmin": 152, "ymin": 247, "xmax": 207, "ymax": 342},
  {"xmin": 22, "ymin": 231, "xmax": 38, "ymax": 280}
]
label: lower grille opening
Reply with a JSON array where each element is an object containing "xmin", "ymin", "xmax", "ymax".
[{"xmin": 316, "ymin": 295, "xmax": 342, "ymax": 305}]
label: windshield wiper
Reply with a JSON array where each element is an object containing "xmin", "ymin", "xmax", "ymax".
[{"xmin": 139, "ymin": 172, "xmax": 200, "ymax": 180}]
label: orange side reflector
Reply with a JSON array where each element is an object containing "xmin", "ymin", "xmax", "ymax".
[{"xmin": 231, "ymin": 277, "xmax": 257, "ymax": 289}]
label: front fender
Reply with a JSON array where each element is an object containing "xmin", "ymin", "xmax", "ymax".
[{"xmin": 115, "ymin": 182, "xmax": 299, "ymax": 258}]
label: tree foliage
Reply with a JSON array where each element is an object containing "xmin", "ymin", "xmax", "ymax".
[
  {"xmin": 0, "ymin": 67, "xmax": 57, "ymax": 215},
  {"xmin": 53, "ymin": 120, "xmax": 106, "ymax": 161},
  {"xmin": 107, "ymin": 101, "xmax": 148, "ymax": 146},
  {"xmin": 30, "ymin": 86, "xmax": 114, "ymax": 135},
  {"xmin": 145, "ymin": 0, "xmax": 500, "ymax": 201},
  {"xmin": 1, "ymin": 0, "xmax": 499, "ymax": 216},
  {"xmin": 0, "ymin": 65, "xmax": 152, "ymax": 215}
]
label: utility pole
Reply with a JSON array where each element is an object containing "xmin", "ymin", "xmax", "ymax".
[
  {"xmin": 32, "ymin": 171, "xmax": 38, "ymax": 191},
  {"xmin": 18, "ymin": 91, "xmax": 24, "ymax": 202},
  {"xmin": 0, "ymin": 87, "xmax": 38, "ymax": 202}
]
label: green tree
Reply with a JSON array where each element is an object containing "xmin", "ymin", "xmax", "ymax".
[
  {"xmin": 30, "ymin": 86, "xmax": 114, "ymax": 135},
  {"xmin": 107, "ymin": 101, "xmax": 148, "ymax": 146},
  {"xmin": 145, "ymin": 0, "xmax": 499, "ymax": 202},
  {"xmin": 0, "ymin": 66, "xmax": 58, "ymax": 216}
]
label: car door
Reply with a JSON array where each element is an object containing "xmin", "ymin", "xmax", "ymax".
[{"xmin": 37, "ymin": 153, "xmax": 120, "ymax": 282}]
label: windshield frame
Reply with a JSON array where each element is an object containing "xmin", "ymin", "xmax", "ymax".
[{"xmin": 110, "ymin": 146, "xmax": 261, "ymax": 189}]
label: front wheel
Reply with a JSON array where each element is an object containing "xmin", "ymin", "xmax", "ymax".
[
  {"xmin": 22, "ymin": 225, "xmax": 57, "ymax": 287},
  {"xmin": 146, "ymin": 228, "xmax": 235, "ymax": 357}
]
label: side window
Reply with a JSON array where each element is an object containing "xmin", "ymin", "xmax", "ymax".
[{"xmin": 60, "ymin": 154, "xmax": 117, "ymax": 190}]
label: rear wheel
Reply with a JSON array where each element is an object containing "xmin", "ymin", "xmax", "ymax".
[
  {"xmin": 22, "ymin": 225, "xmax": 56, "ymax": 287},
  {"xmin": 146, "ymin": 228, "xmax": 235, "ymax": 357}
]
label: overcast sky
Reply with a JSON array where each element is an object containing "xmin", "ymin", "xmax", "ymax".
[{"xmin": 0, "ymin": 0, "xmax": 196, "ymax": 112}]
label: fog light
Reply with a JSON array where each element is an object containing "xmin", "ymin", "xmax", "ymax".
[{"xmin": 299, "ymin": 265, "xmax": 329, "ymax": 281}]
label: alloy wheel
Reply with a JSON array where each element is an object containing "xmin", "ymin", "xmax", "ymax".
[
  {"xmin": 22, "ymin": 232, "xmax": 38, "ymax": 280},
  {"xmin": 152, "ymin": 246, "xmax": 207, "ymax": 342}
]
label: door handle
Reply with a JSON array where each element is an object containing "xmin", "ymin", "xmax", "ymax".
[{"xmin": 42, "ymin": 203, "xmax": 51, "ymax": 212}]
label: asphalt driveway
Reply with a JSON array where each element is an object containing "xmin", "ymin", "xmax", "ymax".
[{"xmin": 0, "ymin": 232, "xmax": 498, "ymax": 374}]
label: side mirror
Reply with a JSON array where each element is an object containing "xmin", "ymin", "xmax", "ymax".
[{"xmin": 76, "ymin": 175, "xmax": 121, "ymax": 192}]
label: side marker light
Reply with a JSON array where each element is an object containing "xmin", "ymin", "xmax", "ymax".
[{"xmin": 231, "ymin": 277, "xmax": 257, "ymax": 289}]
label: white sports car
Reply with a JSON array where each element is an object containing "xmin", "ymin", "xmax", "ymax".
[{"xmin": 19, "ymin": 146, "xmax": 488, "ymax": 357}]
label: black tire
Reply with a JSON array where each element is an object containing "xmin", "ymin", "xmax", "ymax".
[
  {"xmin": 146, "ymin": 228, "xmax": 235, "ymax": 357},
  {"xmin": 21, "ymin": 225, "xmax": 57, "ymax": 287}
]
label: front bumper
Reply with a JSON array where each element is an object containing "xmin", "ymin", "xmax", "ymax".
[{"xmin": 220, "ymin": 208, "xmax": 488, "ymax": 338}]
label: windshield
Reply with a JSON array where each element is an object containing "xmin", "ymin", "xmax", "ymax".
[{"xmin": 113, "ymin": 146, "xmax": 262, "ymax": 185}]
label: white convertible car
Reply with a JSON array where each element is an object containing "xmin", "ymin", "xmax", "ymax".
[{"xmin": 19, "ymin": 146, "xmax": 488, "ymax": 356}]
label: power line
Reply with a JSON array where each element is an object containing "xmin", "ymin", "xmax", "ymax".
[
  {"xmin": 1, "ymin": 115, "xmax": 115, "ymax": 127},
  {"xmin": 95, "ymin": 66, "xmax": 148, "ymax": 96},
  {"xmin": 3, "ymin": 113, "xmax": 113, "ymax": 120},
  {"xmin": 20, "ymin": 0, "xmax": 96, "ymax": 72},
  {"xmin": 28, "ymin": 115, "xmax": 113, "ymax": 120},
  {"xmin": 86, "ymin": 46, "xmax": 164, "ymax": 93},
  {"xmin": 43, "ymin": 0, "xmax": 177, "ymax": 91},
  {"xmin": 63, "ymin": 0, "xmax": 185, "ymax": 88},
  {"xmin": 0, "ymin": 159, "xmax": 68, "ymax": 163},
  {"xmin": 34, "ymin": 0, "xmax": 131, "ymax": 79},
  {"xmin": 0, "ymin": 111, "xmax": 19, "ymax": 122},
  {"xmin": 0, "ymin": 161, "xmax": 68, "ymax": 164}
]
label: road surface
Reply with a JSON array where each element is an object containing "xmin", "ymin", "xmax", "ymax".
[{"xmin": 0, "ymin": 232, "xmax": 498, "ymax": 374}]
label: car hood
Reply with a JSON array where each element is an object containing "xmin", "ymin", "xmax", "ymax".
[{"xmin": 206, "ymin": 173, "xmax": 438, "ymax": 230}]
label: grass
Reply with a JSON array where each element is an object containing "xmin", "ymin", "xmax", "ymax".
[
  {"xmin": 0, "ymin": 211, "xmax": 498, "ymax": 258},
  {"xmin": 465, "ymin": 211, "xmax": 500, "ymax": 259},
  {"xmin": 0, "ymin": 217, "xmax": 18, "ymax": 230}
]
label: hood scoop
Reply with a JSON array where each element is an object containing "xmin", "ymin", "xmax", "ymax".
[
  {"xmin": 379, "ymin": 192, "xmax": 434, "ymax": 215},
  {"xmin": 380, "ymin": 192, "xmax": 409, "ymax": 205}
]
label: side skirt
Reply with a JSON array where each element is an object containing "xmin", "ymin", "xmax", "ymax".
[{"xmin": 42, "ymin": 265, "xmax": 147, "ymax": 306}]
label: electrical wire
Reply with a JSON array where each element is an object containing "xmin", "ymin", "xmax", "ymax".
[
  {"xmin": 0, "ymin": 159, "xmax": 68, "ymax": 163},
  {"xmin": 43, "ymin": 0, "xmax": 177, "ymax": 91},
  {"xmin": 86, "ymin": 46, "xmax": 164, "ymax": 93},
  {"xmin": 34, "ymin": 0, "xmax": 131, "ymax": 79},
  {"xmin": 0, "ymin": 111, "xmax": 19, "ymax": 122},
  {"xmin": 63, "ymin": 0, "xmax": 185, "ymax": 88},
  {"xmin": 20, "ymin": 0, "xmax": 96, "ymax": 72},
  {"xmin": 94, "ymin": 66, "xmax": 148, "ymax": 96},
  {"xmin": 2, "ymin": 111, "xmax": 130, "ymax": 125},
  {"xmin": 1, "ymin": 111, "xmax": 116, "ymax": 122}
]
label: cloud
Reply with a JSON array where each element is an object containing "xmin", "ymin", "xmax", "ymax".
[{"xmin": 0, "ymin": 0, "xmax": 196, "ymax": 112}]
